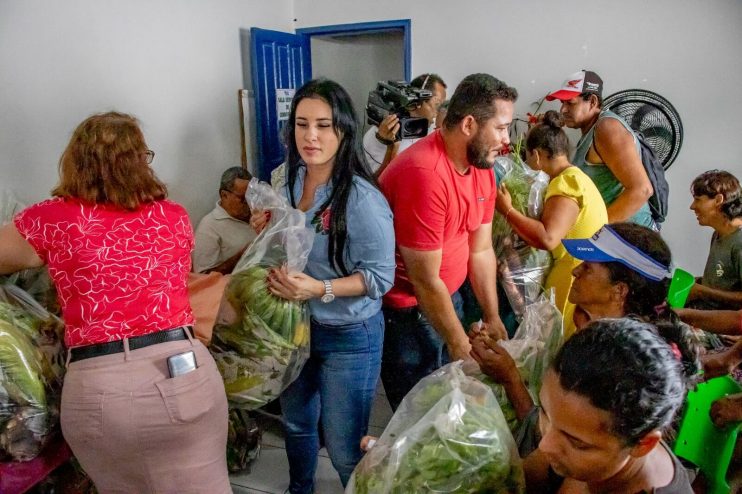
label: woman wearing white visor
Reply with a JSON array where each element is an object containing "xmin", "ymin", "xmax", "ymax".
[
  {"xmin": 470, "ymin": 223, "xmax": 700, "ymax": 457},
  {"xmin": 562, "ymin": 222, "xmax": 674, "ymax": 330}
]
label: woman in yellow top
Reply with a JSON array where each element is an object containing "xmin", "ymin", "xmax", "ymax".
[{"xmin": 496, "ymin": 111, "xmax": 608, "ymax": 337}]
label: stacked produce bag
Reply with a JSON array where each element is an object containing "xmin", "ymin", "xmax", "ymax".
[
  {"xmin": 211, "ymin": 179, "xmax": 314, "ymax": 409},
  {"xmin": 0, "ymin": 284, "xmax": 65, "ymax": 461},
  {"xmin": 0, "ymin": 189, "xmax": 23, "ymax": 227},
  {"xmin": 0, "ymin": 190, "xmax": 65, "ymax": 461},
  {"xmin": 226, "ymin": 408, "xmax": 262, "ymax": 473},
  {"xmin": 493, "ymin": 153, "xmax": 552, "ymax": 321},
  {"xmin": 472, "ymin": 291, "xmax": 564, "ymax": 433},
  {"xmin": 348, "ymin": 362, "xmax": 525, "ymax": 494},
  {"xmin": 0, "ymin": 190, "xmax": 58, "ymax": 317}
]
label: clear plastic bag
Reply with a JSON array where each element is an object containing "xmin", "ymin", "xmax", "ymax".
[
  {"xmin": 348, "ymin": 362, "xmax": 525, "ymax": 494},
  {"xmin": 0, "ymin": 284, "xmax": 65, "ymax": 461},
  {"xmin": 471, "ymin": 291, "xmax": 564, "ymax": 435},
  {"xmin": 493, "ymin": 156, "xmax": 553, "ymax": 320},
  {"xmin": 226, "ymin": 408, "xmax": 261, "ymax": 473},
  {"xmin": 2, "ymin": 268, "xmax": 60, "ymax": 316},
  {"xmin": 0, "ymin": 188, "xmax": 24, "ymax": 226},
  {"xmin": 211, "ymin": 179, "xmax": 314, "ymax": 409},
  {"xmin": 517, "ymin": 294, "xmax": 563, "ymax": 402},
  {"xmin": 0, "ymin": 189, "xmax": 61, "ymax": 316},
  {"xmin": 495, "ymin": 291, "xmax": 563, "ymax": 404}
]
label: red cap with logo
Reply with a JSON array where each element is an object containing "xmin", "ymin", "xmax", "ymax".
[{"xmin": 545, "ymin": 70, "xmax": 603, "ymax": 102}]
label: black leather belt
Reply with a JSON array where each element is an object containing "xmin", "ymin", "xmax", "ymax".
[{"xmin": 69, "ymin": 326, "xmax": 194, "ymax": 363}]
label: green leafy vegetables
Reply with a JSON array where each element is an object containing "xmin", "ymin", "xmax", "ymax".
[
  {"xmin": 493, "ymin": 153, "xmax": 552, "ymax": 320},
  {"xmin": 349, "ymin": 363, "xmax": 525, "ymax": 494},
  {"xmin": 211, "ymin": 266, "xmax": 309, "ymax": 409},
  {"xmin": 0, "ymin": 286, "xmax": 65, "ymax": 462}
]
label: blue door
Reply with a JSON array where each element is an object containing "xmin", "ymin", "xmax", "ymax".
[{"xmin": 250, "ymin": 28, "xmax": 311, "ymax": 181}]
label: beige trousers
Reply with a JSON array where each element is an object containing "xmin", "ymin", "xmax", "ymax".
[{"xmin": 61, "ymin": 335, "xmax": 231, "ymax": 494}]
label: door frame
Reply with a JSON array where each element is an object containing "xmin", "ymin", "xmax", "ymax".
[
  {"xmin": 296, "ymin": 19, "xmax": 411, "ymax": 81},
  {"xmin": 249, "ymin": 28, "xmax": 312, "ymax": 180}
]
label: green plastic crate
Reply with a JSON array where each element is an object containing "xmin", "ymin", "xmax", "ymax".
[{"xmin": 674, "ymin": 376, "xmax": 742, "ymax": 494}]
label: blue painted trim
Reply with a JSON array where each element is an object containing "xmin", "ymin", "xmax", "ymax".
[
  {"xmin": 250, "ymin": 28, "xmax": 311, "ymax": 180},
  {"xmin": 249, "ymin": 28, "xmax": 266, "ymax": 178},
  {"xmin": 297, "ymin": 19, "xmax": 411, "ymax": 80}
]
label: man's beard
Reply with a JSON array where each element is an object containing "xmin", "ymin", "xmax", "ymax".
[{"xmin": 466, "ymin": 130, "xmax": 496, "ymax": 170}]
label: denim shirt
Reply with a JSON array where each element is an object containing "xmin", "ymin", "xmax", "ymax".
[{"xmin": 283, "ymin": 167, "xmax": 396, "ymax": 325}]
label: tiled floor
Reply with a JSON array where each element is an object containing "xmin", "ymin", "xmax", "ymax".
[{"xmin": 230, "ymin": 385, "xmax": 394, "ymax": 494}]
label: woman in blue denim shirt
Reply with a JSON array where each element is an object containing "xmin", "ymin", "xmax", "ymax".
[{"xmin": 266, "ymin": 79, "xmax": 396, "ymax": 493}]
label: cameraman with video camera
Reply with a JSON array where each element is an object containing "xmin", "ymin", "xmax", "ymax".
[{"xmin": 363, "ymin": 73, "xmax": 447, "ymax": 175}]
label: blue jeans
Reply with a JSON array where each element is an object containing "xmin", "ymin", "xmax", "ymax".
[
  {"xmin": 280, "ymin": 310, "xmax": 384, "ymax": 494},
  {"xmin": 380, "ymin": 291, "xmax": 464, "ymax": 411}
]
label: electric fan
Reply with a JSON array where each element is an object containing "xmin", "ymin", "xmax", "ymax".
[{"xmin": 603, "ymin": 89, "xmax": 683, "ymax": 170}]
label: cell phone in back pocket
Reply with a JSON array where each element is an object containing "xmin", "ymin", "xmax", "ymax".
[{"xmin": 167, "ymin": 351, "xmax": 197, "ymax": 378}]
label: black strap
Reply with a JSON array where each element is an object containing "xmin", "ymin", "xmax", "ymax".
[
  {"xmin": 375, "ymin": 131, "xmax": 397, "ymax": 146},
  {"xmin": 69, "ymin": 326, "xmax": 193, "ymax": 362}
]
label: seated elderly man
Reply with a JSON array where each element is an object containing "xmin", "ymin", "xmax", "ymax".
[{"xmin": 193, "ymin": 167, "xmax": 257, "ymax": 274}]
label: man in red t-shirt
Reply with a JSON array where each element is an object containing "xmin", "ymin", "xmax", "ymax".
[{"xmin": 379, "ymin": 73, "xmax": 517, "ymax": 409}]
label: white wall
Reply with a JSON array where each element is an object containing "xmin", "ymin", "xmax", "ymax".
[
  {"xmin": 311, "ymin": 33, "xmax": 405, "ymax": 122},
  {"xmin": 0, "ymin": 0, "xmax": 293, "ymax": 224},
  {"xmin": 294, "ymin": 0, "xmax": 742, "ymax": 273},
  {"xmin": 2, "ymin": 1, "xmax": 740, "ymax": 272}
]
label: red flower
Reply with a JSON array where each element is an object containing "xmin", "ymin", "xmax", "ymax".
[
  {"xmin": 311, "ymin": 207, "xmax": 332, "ymax": 234},
  {"xmin": 320, "ymin": 208, "xmax": 331, "ymax": 231}
]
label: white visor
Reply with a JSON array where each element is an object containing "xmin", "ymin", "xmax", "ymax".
[{"xmin": 562, "ymin": 225, "xmax": 672, "ymax": 282}]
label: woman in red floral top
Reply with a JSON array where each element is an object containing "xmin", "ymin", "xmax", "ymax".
[{"xmin": 0, "ymin": 112, "xmax": 230, "ymax": 493}]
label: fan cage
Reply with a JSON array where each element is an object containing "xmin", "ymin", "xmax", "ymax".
[{"xmin": 603, "ymin": 89, "xmax": 683, "ymax": 170}]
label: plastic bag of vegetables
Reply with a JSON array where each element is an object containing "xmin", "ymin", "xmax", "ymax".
[
  {"xmin": 1, "ymin": 268, "xmax": 60, "ymax": 317},
  {"xmin": 347, "ymin": 362, "xmax": 525, "ymax": 494},
  {"xmin": 0, "ymin": 283, "xmax": 65, "ymax": 461},
  {"xmin": 471, "ymin": 291, "xmax": 563, "ymax": 427},
  {"xmin": 211, "ymin": 178, "xmax": 314, "ymax": 409},
  {"xmin": 0, "ymin": 188, "xmax": 23, "ymax": 226},
  {"xmin": 493, "ymin": 154, "xmax": 552, "ymax": 320},
  {"xmin": 0, "ymin": 189, "xmax": 60, "ymax": 316},
  {"xmin": 498, "ymin": 291, "xmax": 563, "ymax": 404}
]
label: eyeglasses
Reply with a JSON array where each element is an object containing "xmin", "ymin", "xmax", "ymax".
[{"xmin": 144, "ymin": 150, "xmax": 155, "ymax": 164}]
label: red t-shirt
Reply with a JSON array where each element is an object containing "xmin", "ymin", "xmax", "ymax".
[
  {"xmin": 14, "ymin": 197, "xmax": 195, "ymax": 347},
  {"xmin": 379, "ymin": 130, "xmax": 496, "ymax": 308}
]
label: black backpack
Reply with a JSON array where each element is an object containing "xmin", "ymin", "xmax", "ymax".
[
  {"xmin": 635, "ymin": 131, "xmax": 669, "ymax": 224},
  {"xmin": 594, "ymin": 118, "xmax": 670, "ymax": 225}
]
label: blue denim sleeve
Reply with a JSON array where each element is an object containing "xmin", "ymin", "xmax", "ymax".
[{"xmin": 346, "ymin": 185, "xmax": 396, "ymax": 300}]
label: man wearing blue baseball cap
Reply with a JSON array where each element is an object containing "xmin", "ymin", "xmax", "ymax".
[{"xmin": 546, "ymin": 70, "xmax": 655, "ymax": 229}]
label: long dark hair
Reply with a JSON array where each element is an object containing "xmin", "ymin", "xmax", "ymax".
[
  {"xmin": 601, "ymin": 222, "xmax": 700, "ymax": 378},
  {"xmin": 552, "ymin": 318, "xmax": 699, "ymax": 446},
  {"xmin": 284, "ymin": 79, "xmax": 377, "ymax": 275}
]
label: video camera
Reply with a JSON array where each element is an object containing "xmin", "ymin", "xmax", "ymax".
[{"xmin": 366, "ymin": 81, "xmax": 433, "ymax": 140}]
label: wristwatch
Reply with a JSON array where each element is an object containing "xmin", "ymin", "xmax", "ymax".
[{"xmin": 320, "ymin": 280, "xmax": 335, "ymax": 303}]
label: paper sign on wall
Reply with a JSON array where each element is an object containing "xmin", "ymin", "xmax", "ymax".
[{"xmin": 276, "ymin": 88, "xmax": 295, "ymax": 121}]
